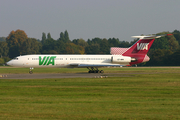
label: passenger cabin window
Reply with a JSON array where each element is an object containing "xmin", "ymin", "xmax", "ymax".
[
  {"xmin": 32, "ymin": 58, "xmax": 39, "ymax": 60},
  {"xmin": 55, "ymin": 58, "xmax": 63, "ymax": 60}
]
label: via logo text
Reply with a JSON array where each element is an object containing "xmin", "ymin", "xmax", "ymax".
[
  {"xmin": 39, "ymin": 56, "xmax": 56, "ymax": 65},
  {"xmin": 137, "ymin": 43, "xmax": 149, "ymax": 50}
]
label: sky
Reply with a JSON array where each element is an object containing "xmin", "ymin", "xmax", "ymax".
[{"xmin": 1, "ymin": 0, "xmax": 180, "ymax": 42}]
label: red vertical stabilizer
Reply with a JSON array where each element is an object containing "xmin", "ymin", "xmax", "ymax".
[
  {"xmin": 111, "ymin": 34, "xmax": 171, "ymax": 65},
  {"xmin": 122, "ymin": 38, "xmax": 155, "ymax": 65}
]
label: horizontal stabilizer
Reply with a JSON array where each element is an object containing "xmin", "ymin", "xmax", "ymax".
[{"xmin": 132, "ymin": 34, "xmax": 172, "ymax": 39}]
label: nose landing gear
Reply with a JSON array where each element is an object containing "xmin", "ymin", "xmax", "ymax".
[
  {"xmin": 87, "ymin": 67, "xmax": 104, "ymax": 73},
  {"xmin": 29, "ymin": 67, "xmax": 34, "ymax": 74}
]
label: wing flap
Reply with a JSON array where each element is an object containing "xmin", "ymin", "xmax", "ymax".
[{"xmin": 69, "ymin": 63, "xmax": 123, "ymax": 68}]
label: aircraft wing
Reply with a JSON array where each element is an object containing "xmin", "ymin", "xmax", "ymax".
[{"xmin": 69, "ymin": 63, "xmax": 123, "ymax": 68}]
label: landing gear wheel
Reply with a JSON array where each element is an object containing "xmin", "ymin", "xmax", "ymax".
[
  {"xmin": 96, "ymin": 70, "xmax": 100, "ymax": 73},
  {"xmin": 29, "ymin": 71, "xmax": 33, "ymax": 74},
  {"xmin": 100, "ymin": 70, "xmax": 104, "ymax": 74},
  {"xmin": 29, "ymin": 67, "xmax": 34, "ymax": 74},
  {"xmin": 87, "ymin": 67, "xmax": 104, "ymax": 74}
]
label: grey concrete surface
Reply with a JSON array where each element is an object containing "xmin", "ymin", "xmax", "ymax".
[{"xmin": 0, "ymin": 73, "xmax": 107, "ymax": 79}]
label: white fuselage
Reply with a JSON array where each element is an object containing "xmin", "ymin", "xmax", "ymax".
[{"xmin": 7, "ymin": 54, "xmax": 132, "ymax": 68}]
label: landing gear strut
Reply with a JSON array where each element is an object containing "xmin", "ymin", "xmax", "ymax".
[
  {"xmin": 87, "ymin": 67, "xmax": 104, "ymax": 73},
  {"xmin": 29, "ymin": 67, "xmax": 34, "ymax": 74}
]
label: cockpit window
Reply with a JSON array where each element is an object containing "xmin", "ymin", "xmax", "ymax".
[{"xmin": 13, "ymin": 57, "xmax": 18, "ymax": 60}]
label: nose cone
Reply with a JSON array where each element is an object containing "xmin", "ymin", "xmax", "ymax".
[{"xmin": 6, "ymin": 60, "xmax": 13, "ymax": 66}]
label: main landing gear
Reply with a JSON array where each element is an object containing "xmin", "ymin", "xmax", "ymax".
[
  {"xmin": 29, "ymin": 67, "xmax": 34, "ymax": 74},
  {"xmin": 87, "ymin": 67, "xmax": 104, "ymax": 73}
]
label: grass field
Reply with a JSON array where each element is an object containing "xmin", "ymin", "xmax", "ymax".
[{"xmin": 0, "ymin": 67, "xmax": 180, "ymax": 119}]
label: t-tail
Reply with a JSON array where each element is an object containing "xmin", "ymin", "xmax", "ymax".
[{"xmin": 110, "ymin": 34, "xmax": 172, "ymax": 66}]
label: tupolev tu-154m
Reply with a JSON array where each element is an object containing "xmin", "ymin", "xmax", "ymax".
[{"xmin": 7, "ymin": 34, "xmax": 172, "ymax": 74}]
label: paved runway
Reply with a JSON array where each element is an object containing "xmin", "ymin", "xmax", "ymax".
[
  {"xmin": 1, "ymin": 68, "xmax": 179, "ymax": 79},
  {"xmin": 0, "ymin": 73, "xmax": 110, "ymax": 79}
]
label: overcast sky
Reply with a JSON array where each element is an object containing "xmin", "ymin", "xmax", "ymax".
[{"xmin": 1, "ymin": 0, "xmax": 180, "ymax": 41}]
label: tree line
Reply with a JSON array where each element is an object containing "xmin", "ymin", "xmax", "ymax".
[{"xmin": 0, "ymin": 29, "xmax": 180, "ymax": 66}]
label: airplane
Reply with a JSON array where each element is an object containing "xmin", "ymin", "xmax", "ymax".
[{"xmin": 6, "ymin": 34, "xmax": 172, "ymax": 74}]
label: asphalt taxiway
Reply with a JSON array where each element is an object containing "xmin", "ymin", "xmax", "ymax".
[
  {"xmin": 1, "ymin": 66, "xmax": 180, "ymax": 79},
  {"xmin": 0, "ymin": 73, "xmax": 110, "ymax": 79}
]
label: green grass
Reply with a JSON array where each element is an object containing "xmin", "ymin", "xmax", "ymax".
[{"xmin": 0, "ymin": 68, "xmax": 180, "ymax": 119}]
